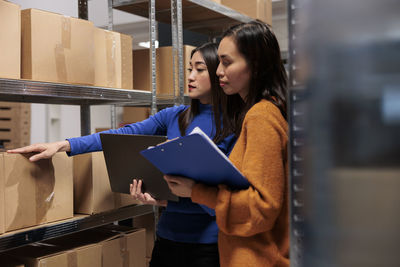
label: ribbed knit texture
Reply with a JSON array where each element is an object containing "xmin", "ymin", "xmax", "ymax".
[
  {"xmin": 68, "ymin": 104, "xmax": 237, "ymax": 244},
  {"xmin": 192, "ymin": 100, "xmax": 289, "ymax": 266}
]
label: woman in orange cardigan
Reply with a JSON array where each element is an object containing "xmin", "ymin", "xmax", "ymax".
[{"xmin": 164, "ymin": 21, "xmax": 289, "ymax": 267}]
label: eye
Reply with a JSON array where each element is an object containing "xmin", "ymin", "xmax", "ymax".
[
  {"xmin": 196, "ymin": 68, "xmax": 206, "ymax": 72},
  {"xmin": 222, "ymin": 61, "xmax": 230, "ymax": 66},
  {"xmin": 187, "ymin": 68, "xmax": 193, "ymax": 73}
]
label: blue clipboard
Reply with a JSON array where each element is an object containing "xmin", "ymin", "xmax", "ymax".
[{"xmin": 140, "ymin": 127, "xmax": 249, "ymax": 189}]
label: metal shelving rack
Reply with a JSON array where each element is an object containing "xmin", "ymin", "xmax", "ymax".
[
  {"xmin": 0, "ymin": 0, "xmax": 273, "ymax": 255},
  {"xmin": 111, "ymin": 0, "xmax": 253, "ymax": 115},
  {"xmin": 0, "ymin": 1, "xmax": 155, "ymax": 252},
  {"xmin": 0, "ymin": 205, "xmax": 154, "ymax": 252},
  {"xmin": 288, "ymin": 0, "xmax": 305, "ymax": 266},
  {"xmin": 0, "ymin": 78, "xmax": 154, "ymax": 252},
  {"xmin": 108, "ymin": 0, "xmax": 254, "ymax": 238}
]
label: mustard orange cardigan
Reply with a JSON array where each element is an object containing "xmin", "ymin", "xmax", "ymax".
[{"xmin": 192, "ymin": 100, "xmax": 289, "ymax": 267}]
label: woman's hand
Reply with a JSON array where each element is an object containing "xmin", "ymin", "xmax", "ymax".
[
  {"xmin": 163, "ymin": 175, "xmax": 195, "ymax": 198},
  {"xmin": 130, "ymin": 179, "xmax": 167, "ymax": 206},
  {"xmin": 7, "ymin": 140, "xmax": 71, "ymax": 162}
]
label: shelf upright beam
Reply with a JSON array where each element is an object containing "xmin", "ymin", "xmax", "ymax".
[
  {"xmin": 148, "ymin": 0, "xmax": 159, "ymax": 241},
  {"xmin": 107, "ymin": 0, "xmax": 118, "ymax": 129},
  {"xmin": 78, "ymin": 0, "xmax": 88, "ymax": 20},
  {"xmin": 171, "ymin": 0, "xmax": 184, "ymax": 106},
  {"xmin": 78, "ymin": 0, "xmax": 91, "ymax": 136},
  {"xmin": 149, "ymin": 0, "xmax": 158, "ymax": 115},
  {"xmin": 288, "ymin": 0, "xmax": 305, "ymax": 266}
]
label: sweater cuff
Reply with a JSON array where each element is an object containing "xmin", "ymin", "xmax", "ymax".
[{"xmin": 191, "ymin": 183, "xmax": 218, "ymax": 209}]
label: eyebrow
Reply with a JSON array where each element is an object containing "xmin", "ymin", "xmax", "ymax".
[{"xmin": 190, "ymin": 61, "xmax": 206, "ymax": 67}]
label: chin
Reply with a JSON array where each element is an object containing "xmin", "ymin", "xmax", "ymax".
[{"xmin": 222, "ymin": 88, "xmax": 235, "ymax": 96}]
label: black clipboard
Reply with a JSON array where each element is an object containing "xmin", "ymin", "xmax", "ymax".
[{"xmin": 100, "ymin": 133, "xmax": 179, "ymax": 201}]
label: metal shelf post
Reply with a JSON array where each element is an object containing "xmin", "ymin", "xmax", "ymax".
[{"xmin": 171, "ymin": 0, "xmax": 184, "ymax": 106}]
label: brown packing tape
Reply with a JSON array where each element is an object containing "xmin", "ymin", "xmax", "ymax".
[
  {"xmin": 54, "ymin": 16, "xmax": 71, "ymax": 82},
  {"xmin": 106, "ymin": 31, "xmax": 116, "ymax": 87},
  {"xmin": 67, "ymin": 251, "xmax": 78, "ymax": 267},
  {"xmin": 35, "ymin": 157, "xmax": 56, "ymax": 225},
  {"xmin": 119, "ymin": 234, "xmax": 130, "ymax": 267},
  {"xmin": 61, "ymin": 16, "xmax": 71, "ymax": 49},
  {"xmin": 55, "ymin": 44, "xmax": 67, "ymax": 82}
]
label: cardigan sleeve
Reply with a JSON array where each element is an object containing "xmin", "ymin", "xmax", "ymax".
[{"xmin": 192, "ymin": 107, "xmax": 288, "ymax": 237}]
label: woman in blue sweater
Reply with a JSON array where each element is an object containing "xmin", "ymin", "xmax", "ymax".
[{"xmin": 8, "ymin": 42, "xmax": 237, "ymax": 267}]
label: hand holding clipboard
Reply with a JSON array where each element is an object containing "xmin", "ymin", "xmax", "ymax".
[{"xmin": 140, "ymin": 127, "xmax": 249, "ymax": 189}]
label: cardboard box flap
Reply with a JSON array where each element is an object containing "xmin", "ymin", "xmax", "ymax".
[
  {"xmin": 7, "ymin": 242, "xmax": 73, "ymax": 260},
  {"xmin": 47, "ymin": 227, "xmax": 121, "ymax": 248}
]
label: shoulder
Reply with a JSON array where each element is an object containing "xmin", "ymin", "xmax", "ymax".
[
  {"xmin": 156, "ymin": 105, "xmax": 188, "ymax": 116},
  {"xmin": 244, "ymin": 100, "xmax": 288, "ymax": 134}
]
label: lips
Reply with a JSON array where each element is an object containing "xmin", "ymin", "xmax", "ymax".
[{"xmin": 188, "ymin": 85, "xmax": 196, "ymax": 92}]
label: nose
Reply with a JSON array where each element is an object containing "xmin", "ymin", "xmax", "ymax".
[
  {"xmin": 216, "ymin": 62, "xmax": 224, "ymax": 78},
  {"xmin": 188, "ymin": 69, "xmax": 195, "ymax": 82}
]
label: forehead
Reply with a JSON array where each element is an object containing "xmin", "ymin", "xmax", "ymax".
[
  {"xmin": 218, "ymin": 36, "xmax": 239, "ymax": 57},
  {"xmin": 191, "ymin": 51, "xmax": 205, "ymax": 63}
]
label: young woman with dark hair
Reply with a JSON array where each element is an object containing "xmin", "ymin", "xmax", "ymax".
[
  {"xmin": 8, "ymin": 42, "xmax": 235, "ymax": 267},
  {"xmin": 164, "ymin": 21, "xmax": 289, "ymax": 267}
]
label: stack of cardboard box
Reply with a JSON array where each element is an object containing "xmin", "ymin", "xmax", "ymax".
[
  {"xmin": 0, "ymin": 102, "xmax": 30, "ymax": 150},
  {"xmin": 21, "ymin": 8, "xmax": 133, "ymax": 89},
  {"xmin": 5, "ymin": 225, "xmax": 146, "ymax": 267},
  {"xmin": 132, "ymin": 45, "xmax": 195, "ymax": 95}
]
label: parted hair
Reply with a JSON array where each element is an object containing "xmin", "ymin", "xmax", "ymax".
[
  {"xmin": 222, "ymin": 21, "xmax": 288, "ymax": 136},
  {"xmin": 178, "ymin": 42, "xmax": 234, "ymax": 143}
]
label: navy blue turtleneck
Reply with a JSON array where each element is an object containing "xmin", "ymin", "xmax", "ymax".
[{"xmin": 68, "ymin": 104, "xmax": 236, "ymax": 243}]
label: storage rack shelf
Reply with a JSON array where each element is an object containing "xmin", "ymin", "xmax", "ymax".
[
  {"xmin": 0, "ymin": 78, "xmax": 151, "ymax": 106},
  {"xmin": 0, "ymin": 0, "xmax": 257, "ymax": 254},
  {"xmin": 113, "ymin": 0, "xmax": 253, "ymax": 35},
  {"xmin": 0, "ymin": 204, "xmax": 154, "ymax": 253}
]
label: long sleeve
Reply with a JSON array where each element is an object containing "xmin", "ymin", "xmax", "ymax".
[
  {"xmin": 67, "ymin": 105, "xmax": 185, "ymax": 155},
  {"xmin": 192, "ymin": 101, "xmax": 288, "ymax": 237}
]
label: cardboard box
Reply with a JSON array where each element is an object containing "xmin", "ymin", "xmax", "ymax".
[
  {"xmin": 0, "ymin": 152, "xmax": 73, "ymax": 232},
  {"xmin": 21, "ymin": 8, "xmax": 95, "ymax": 85},
  {"xmin": 0, "ymin": 0, "xmax": 21, "ymax": 79},
  {"xmin": 0, "ymin": 102, "xmax": 31, "ymax": 150},
  {"xmin": 133, "ymin": 213, "xmax": 155, "ymax": 258},
  {"xmin": 98, "ymin": 225, "xmax": 146, "ymax": 267},
  {"xmin": 73, "ymin": 152, "xmax": 139, "ymax": 215},
  {"xmin": 132, "ymin": 45, "xmax": 195, "ymax": 95},
  {"xmin": 6, "ymin": 241, "xmax": 101, "ymax": 267},
  {"xmin": 94, "ymin": 28, "xmax": 133, "ymax": 89},
  {"xmin": 221, "ymin": 0, "xmax": 272, "ymax": 24},
  {"xmin": 47, "ymin": 225, "xmax": 146, "ymax": 267},
  {"xmin": 122, "ymin": 107, "xmax": 150, "ymax": 124}
]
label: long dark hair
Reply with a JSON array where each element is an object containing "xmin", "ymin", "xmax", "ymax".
[
  {"xmin": 223, "ymin": 21, "xmax": 288, "ymax": 135},
  {"xmin": 178, "ymin": 42, "xmax": 233, "ymax": 143}
]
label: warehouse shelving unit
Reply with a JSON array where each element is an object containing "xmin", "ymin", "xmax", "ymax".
[
  {"xmin": 288, "ymin": 0, "xmax": 305, "ymax": 266},
  {"xmin": 107, "ymin": 0, "xmax": 256, "ymax": 241},
  {"xmin": 0, "ymin": 204, "xmax": 154, "ymax": 252},
  {"xmin": 0, "ymin": 0, "xmax": 259, "ymax": 253},
  {"xmin": 111, "ymin": 0, "xmax": 253, "ymax": 116},
  {"xmin": 0, "ymin": 78, "xmax": 154, "ymax": 252}
]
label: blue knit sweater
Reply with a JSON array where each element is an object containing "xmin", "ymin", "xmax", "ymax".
[{"xmin": 68, "ymin": 104, "xmax": 236, "ymax": 243}]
